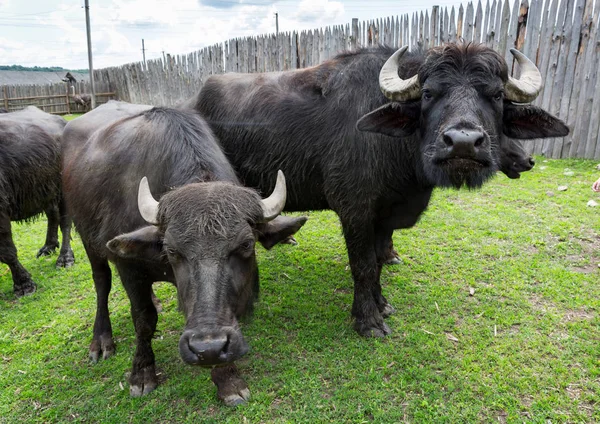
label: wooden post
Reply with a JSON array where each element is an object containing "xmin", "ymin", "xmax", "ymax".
[
  {"xmin": 84, "ymin": 0, "xmax": 96, "ymax": 109},
  {"xmin": 65, "ymin": 84, "xmax": 71, "ymax": 115},
  {"xmin": 515, "ymin": 0, "xmax": 529, "ymax": 51},
  {"xmin": 457, "ymin": 4, "xmax": 465, "ymax": 39},
  {"xmin": 431, "ymin": 6, "xmax": 439, "ymax": 46},
  {"xmin": 351, "ymin": 18, "xmax": 359, "ymax": 50},
  {"xmin": 2, "ymin": 86, "xmax": 8, "ymax": 110}
]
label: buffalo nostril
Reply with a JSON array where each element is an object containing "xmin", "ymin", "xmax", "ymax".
[
  {"xmin": 442, "ymin": 128, "xmax": 486, "ymax": 149},
  {"xmin": 188, "ymin": 334, "xmax": 229, "ymax": 363},
  {"xmin": 529, "ymin": 157, "xmax": 535, "ymax": 166},
  {"xmin": 179, "ymin": 329, "xmax": 248, "ymax": 366},
  {"xmin": 443, "ymin": 134, "xmax": 454, "ymax": 147}
]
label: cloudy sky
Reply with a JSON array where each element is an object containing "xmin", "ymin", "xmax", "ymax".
[{"xmin": 0, "ymin": 0, "xmax": 460, "ymax": 70}]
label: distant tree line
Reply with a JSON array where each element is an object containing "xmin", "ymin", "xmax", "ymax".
[{"xmin": 0, "ymin": 65, "xmax": 89, "ymax": 73}]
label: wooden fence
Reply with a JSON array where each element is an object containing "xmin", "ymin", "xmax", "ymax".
[
  {"xmin": 0, "ymin": 81, "xmax": 115, "ymax": 115},
  {"xmin": 95, "ymin": 0, "xmax": 599, "ymax": 159}
]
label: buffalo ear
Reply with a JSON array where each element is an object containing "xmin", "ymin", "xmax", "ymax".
[
  {"xmin": 356, "ymin": 102, "xmax": 420, "ymax": 137},
  {"xmin": 256, "ymin": 215, "xmax": 308, "ymax": 250},
  {"xmin": 106, "ymin": 226, "xmax": 163, "ymax": 260},
  {"xmin": 503, "ymin": 103, "xmax": 570, "ymax": 139}
]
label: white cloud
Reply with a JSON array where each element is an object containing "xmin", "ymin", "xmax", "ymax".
[
  {"xmin": 200, "ymin": 0, "xmax": 241, "ymax": 9},
  {"xmin": 148, "ymin": 4, "xmax": 277, "ymax": 56},
  {"xmin": 110, "ymin": 0, "xmax": 180, "ymax": 26},
  {"xmin": 294, "ymin": 0, "xmax": 344, "ymax": 23}
]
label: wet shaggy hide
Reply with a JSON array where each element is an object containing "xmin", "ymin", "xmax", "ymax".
[
  {"xmin": 0, "ymin": 121, "xmax": 61, "ymax": 221},
  {"xmin": 0, "ymin": 111, "xmax": 73, "ymax": 296},
  {"xmin": 419, "ymin": 43, "xmax": 509, "ymax": 86},
  {"xmin": 157, "ymin": 182, "xmax": 264, "ymax": 239}
]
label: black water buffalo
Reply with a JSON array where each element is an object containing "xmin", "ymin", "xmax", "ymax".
[
  {"xmin": 62, "ymin": 104, "xmax": 306, "ymax": 405},
  {"xmin": 188, "ymin": 43, "xmax": 569, "ymax": 338},
  {"xmin": 0, "ymin": 107, "xmax": 74, "ymax": 296},
  {"xmin": 499, "ymin": 137, "xmax": 535, "ymax": 179}
]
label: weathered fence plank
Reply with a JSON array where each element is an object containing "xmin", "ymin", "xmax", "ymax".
[
  {"xmin": 464, "ymin": 2, "xmax": 475, "ymax": 42},
  {"xmin": 571, "ymin": 0, "xmax": 599, "ymax": 157},
  {"xmin": 532, "ymin": 0, "xmax": 560, "ymax": 154},
  {"xmin": 542, "ymin": 0, "xmax": 572, "ymax": 156},
  {"xmin": 553, "ymin": 0, "xmax": 586, "ymax": 158},
  {"xmin": 474, "ymin": 0, "xmax": 483, "ymax": 43}
]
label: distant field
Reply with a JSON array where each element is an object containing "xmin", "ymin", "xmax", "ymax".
[{"xmin": 0, "ymin": 157, "xmax": 599, "ymax": 423}]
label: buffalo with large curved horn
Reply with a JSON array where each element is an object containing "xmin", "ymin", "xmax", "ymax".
[
  {"xmin": 378, "ymin": 45, "xmax": 543, "ymax": 104},
  {"xmin": 137, "ymin": 170, "xmax": 288, "ymax": 225}
]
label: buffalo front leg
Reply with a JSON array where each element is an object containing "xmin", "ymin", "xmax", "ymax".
[
  {"xmin": 55, "ymin": 198, "xmax": 75, "ymax": 268},
  {"xmin": 83, "ymin": 243, "xmax": 115, "ymax": 362},
  {"xmin": 37, "ymin": 203, "xmax": 60, "ymax": 258},
  {"xmin": 341, "ymin": 218, "xmax": 391, "ymax": 338},
  {"xmin": 211, "ymin": 364, "xmax": 251, "ymax": 406},
  {"xmin": 117, "ymin": 265, "xmax": 159, "ymax": 397},
  {"xmin": 374, "ymin": 227, "xmax": 397, "ymax": 318},
  {"xmin": 0, "ymin": 214, "xmax": 36, "ymax": 297}
]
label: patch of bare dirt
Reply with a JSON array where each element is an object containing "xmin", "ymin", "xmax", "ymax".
[
  {"xmin": 570, "ymin": 264, "xmax": 598, "ymax": 274},
  {"xmin": 574, "ymin": 233, "xmax": 600, "ymax": 254},
  {"xmin": 529, "ymin": 296, "xmax": 593, "ymax": 323},
  {"xmin": 562, "ymin": 309, "xmax": 594, "ymax": 322},
  {"xmin": 529, "ymin": 295, "xmax": 557, "ymax": 315},
  {"xmin": 578, "ymin": 401, "xmax": 596, "ymax": 417},
  {"xmin": 520, "ymin": 394, "xmax": 534, "ymax": 408},
  {"xmin": 566, "ymin": 384, "xmax": 582, "ymax": 400},
  {"xmin": 333, "ymin": 287, "xmax": 351, "ymax": 295},
  {"xmin": 496, "ymin": 410, "xmax": 508, "ymax": 423}
]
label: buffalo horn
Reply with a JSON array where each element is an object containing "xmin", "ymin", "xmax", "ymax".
[
  {"xmin": 504, "ymin": 48, "xmax": 543, "ymax": 103},
  {"xmin": 379, "ymin": 45, "xmax": 421, "ymax": 102},
  {"xmin": 261, "ymin": 170, "xmax": 287, "ymax": 221},
  {"xmin": 138, "ymin": 176, "xmax": 159, "ymax": 225}
]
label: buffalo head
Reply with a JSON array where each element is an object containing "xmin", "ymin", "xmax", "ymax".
[
  {"xmin": 499, "ymin": 137, "xmax": 535, "ymax": 179},
  {"xmin": 357, "ymin": 43, "xmax": 568, "ymax": 188},
  {"xmin": 106, "ymin": 171, "xmax": 307, "ymax": 367}
]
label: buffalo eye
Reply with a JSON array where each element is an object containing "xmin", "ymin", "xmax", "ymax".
[
  {"xmin": 493, "ymin": 90, "xmax": 504, "ymax": 102},
  {"xmin": 165, "ymin": 246, "xmax": 181, "ymax": 260},
  {"xmin": 236, "ymin": 239, "xmax": 255, "ymax": 258},
  {"xmin": 422, "ymin": 89, "xmax": 433, "ymax": 100}
]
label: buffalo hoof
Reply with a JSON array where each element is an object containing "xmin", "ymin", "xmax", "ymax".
[
  {"xmin": 279, "ymin": 235, "xmax": 298, "ymax": 246},
  {"xmin": 380, "ymin": 303, "xmax": 397, "ymax": 318},
  {"xmin": 354, "ymin": 317, "xmax": 392, "ymax": 338},
  {"xmin": 14, "ymin": 280, "xmax": 36, "ymax": 298},
  {"xmin": 384, "ymin": 256, "xmax": 401, "ymax": 265},
  {"xmin": 55, "ymin": 251, "xmax": 75, "ymax": 268},
  {"xmin": 211, "ymin": 365, "xmax": 250, "ymax": 407},
  {"xmin": 129, "ymin": 365, "xmax": 158, "ymax": 397},
  {"xmin": 89, "ymin": 335, "xmax": 115, "ymax": 363},
  {"xmin": 36, "ymin": 243, "xmax": 59, "ymax": 258}
]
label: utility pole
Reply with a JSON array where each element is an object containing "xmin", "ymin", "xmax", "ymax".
[
  {"xmin": 84, "ymin": 0, "xmax": 96, "ymax": 109},
  {"xmin": 275, "ymin": 12, "xmax": 279, "ymax": 36},
  {"xmin": 142, "ymin": 39, "xmax": 146, "ymax": 66}
]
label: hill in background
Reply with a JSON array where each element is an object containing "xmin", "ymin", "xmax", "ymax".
[{"xmin": 0, "ymin": 65, "xmax": 89, "ymax": 73}]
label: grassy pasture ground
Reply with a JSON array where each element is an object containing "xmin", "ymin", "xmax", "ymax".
[{"xmin": 0, "ymin": 156, "xmax": 599, "ymax": 423}]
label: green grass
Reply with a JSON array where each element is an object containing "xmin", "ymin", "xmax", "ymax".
[
  {"xmin": 63, "ymin": 114, "xmax": 82, "ymax": 121},
  {"xmin": 1, "ymin": 157, "xmax": 599, "ymax": 423}
]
